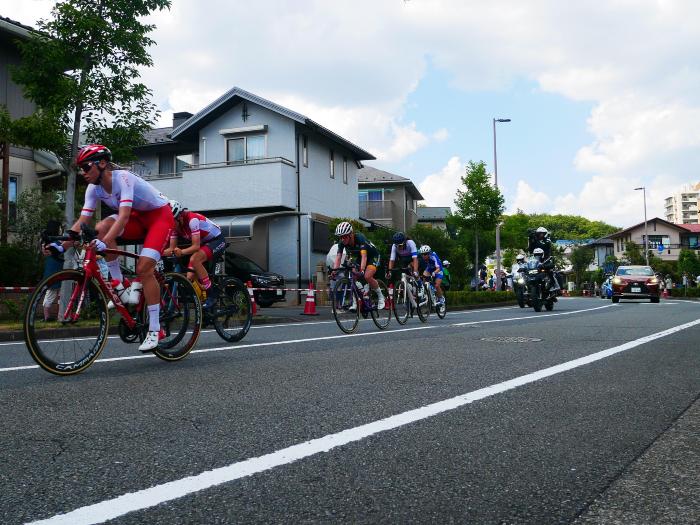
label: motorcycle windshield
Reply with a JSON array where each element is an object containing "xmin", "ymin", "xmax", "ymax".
[{"xmin": 525, "ymin": 258, "xmax": 540, "ymax": 271}]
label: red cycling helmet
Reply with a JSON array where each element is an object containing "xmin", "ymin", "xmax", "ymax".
[{"xmin": 76, "ymin": 144, "xmax": 112, "ymax": 165}]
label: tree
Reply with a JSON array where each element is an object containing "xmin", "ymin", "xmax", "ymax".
[
  {"xmin": 622, "ymin": 241, "xmax": 645, "ymax": 265},
  {"xmin": 569, "ymin": 245, "xmax": 594, "ymax": 287},
  {"xmin": 11, "ymin": 0, "xmax": 172, "ymax": 226},
  {"xmin": 677, "ymin": 249, "xmax": 700, "ymax": 278},
  {"xmin": 453, "ymin": 161, "xmax": 504, "ymax": 283},
  {"xmin": 12, "ymin": 187, "xmax": 63, "ymax": 252}
]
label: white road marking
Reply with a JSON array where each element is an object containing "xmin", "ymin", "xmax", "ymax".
[
  {"xmin": 0, "ymin": 304, "xmax": 615, "ymax": 374},
  {"xmin": 0, "ymin": 305, "xmax": 522, "ymax": 348},
  {"xmin": 26, "ymin": 316, "xmax": 700, "ymax": 525}
]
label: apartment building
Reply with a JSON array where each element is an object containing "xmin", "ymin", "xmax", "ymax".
[{"xmin": 664, "ymin": 183, "xmax": 700, "ymax": 224}]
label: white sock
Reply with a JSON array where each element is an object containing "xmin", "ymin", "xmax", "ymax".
[
  {"xmin": 107, "ymin": 259, "xmax": 123, "ymax": 282},
  {"xmin": 147, "ymin": 304, "xmax": 160, "ymax": 332}
]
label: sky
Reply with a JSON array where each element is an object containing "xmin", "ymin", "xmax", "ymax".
[{"xmin": 3, "ymin": 0, "xmax": 700, "ymax": 227}]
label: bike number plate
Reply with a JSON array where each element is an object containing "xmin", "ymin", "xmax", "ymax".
[
  {"xmin": 276, "ymin": 289, "xmax": 283, "ymax": 296},
  {"xmin": 631, "ymin": 287, "xmax": 641, "ymax": 293}
]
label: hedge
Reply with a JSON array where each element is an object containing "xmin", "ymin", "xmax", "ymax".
[
  {"xmin": 444, "ymin": 290, "xmax": 516, "ymax": 307},
  {"xmin": 668, "ymin": 287, "xmax": 700, "ymax": 298}
]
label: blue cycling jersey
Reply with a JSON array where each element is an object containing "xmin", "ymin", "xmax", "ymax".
[{"xmin": 423, "ymin": 252, "xmax": 443, "ymax": 272}]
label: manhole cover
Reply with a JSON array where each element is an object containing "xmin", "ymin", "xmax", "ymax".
[{"xmin": 480, "ymin": 336, "xmax": 542, "ymax": 343}]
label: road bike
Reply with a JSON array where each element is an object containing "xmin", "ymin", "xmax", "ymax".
[
  {"xmin": 23, "ymin": 226, "xmax": 202, "ymax": 375},
  {"xmin": 330, "ymin": 262, "xmax": 391, "ymax": 334},
  {"xmin": 417, "ymin": 275, "xmax": 447, "ymax": 320},
  {"xmin": 182, "ymin": 248, "xmax": 252, "ymax": 342},
  {"xmin": 390, "ymin": 267, "xmax": 428, "ymax": 324}
]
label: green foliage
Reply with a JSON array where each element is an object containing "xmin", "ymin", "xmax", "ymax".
[
  {"xmin": 12, "ymin": 187, "xmax": 63, "ymax": 251},
  {"xmin": 408, "ymin": 224, "xmax": 452, "ymax": 261},
  {"xmin": 501, "ymin": 247, "xmax": 518, "ymax": 269},
  {"xmin": 0, "ymin": 245, "xmax": 43, "ymax": 285},
  {"xmin": 445, "ymin": 289, "xmax": 516, "ymax": 307},
  {"xmin": 669, "ymin": 287, "xmax": 700, "ymax": 297},
  {"xmin": 453, "ymin": 161, "xmax": 505, "ymax": 233},
  {"xmin": 499, "ymin": 212, "xmax": 530, "ymax": 250},
  {"xmin": 1, "ymin": 298, "xmax": 22, "ymax": 322},
  {"xmin": 569, "ymin": 245, "xmax": 595, "ymax": 286},
  {"xmin": 622, "ymin": 241, "xmax": 645, "ymax": 265},
  {"xmin": 677, "ymin": 248, "xmax": 700, "ymax": 277}
]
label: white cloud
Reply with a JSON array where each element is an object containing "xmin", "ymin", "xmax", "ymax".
[
  {"xmin": 418, "ymin": 156, "xmax": 464, "ymax": 209},
  {"xmin": 432, "ymin": 128, "xmax": 449, "ymax": 142},
  {"xmin": 509, "ymin": 181, "xmax": 551, "ymax": 214}
]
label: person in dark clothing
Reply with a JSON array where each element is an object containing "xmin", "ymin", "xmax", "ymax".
[
  {"xmin": 528, "ymin": 226, "xmax": 553, "ymax": 258},
  {"xmin": 40, "ymin": 220, "xmax": 64, "ymax": 322}
]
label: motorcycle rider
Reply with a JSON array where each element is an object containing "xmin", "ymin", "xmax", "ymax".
[
  {"xmin": 528, "ymin": 227, "xmax": 560, "ymax": 293},
  {"xmin": 532, "ymin": 247, "xmax": 558, "ymax": 296}
]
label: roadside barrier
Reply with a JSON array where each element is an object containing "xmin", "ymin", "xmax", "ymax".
[
  {"xmin": 300, "ymin": 282, "xmax": 319, "ymax": 316},
  {"xmin": 0, "ymin": 287, "xmax": 34, "ymax": 292},
  {"xmin": 246, "ymin": 280, "xmax": 258, "ymax": 316}
]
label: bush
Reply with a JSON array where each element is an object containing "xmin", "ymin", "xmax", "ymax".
[
  {"xmin": 668, "ymin": 287, "xmax": 700, "ymax": 298},
  {"xmin": 445, "ymin": 290, "xmax": 516, "ymax": 307},
  {"xmin": 0, "ymin": 245, "xmax": 43, "ymax": 285}
]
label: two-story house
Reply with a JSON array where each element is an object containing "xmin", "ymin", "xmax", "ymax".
[
  {"xmin": 357, "ymin": 166, "xmax": 423, "ymax": 232},
  {"xmin": 132, "ymin": 87, "xmax": 375, "ymax": 288},
  {"xmin": 0, "ymin": 16, "xmax": 65, "ymax": 241},
  {"xmin": 602, "ymin": 217, "xmax": 697, "ymax": 263}
]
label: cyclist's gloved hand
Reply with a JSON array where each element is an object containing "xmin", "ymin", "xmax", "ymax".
[
  {"xmin": 45, "ymin": 242, "xmax": 64, "ymax": 255},
  {"xmin": 385, "ymin": 271, "xmax": 392, "ymax": 280},
  {"xmin": 412, "ymin": 271, "xmax": 420, "ymax": 279},
  {"xmin": 92, "ymin": 239, "xmax": 107, "ymax": 252}
]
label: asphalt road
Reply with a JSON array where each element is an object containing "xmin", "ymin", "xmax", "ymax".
[{"xmin": 1, "ymin": 297, "xmax": 698, "ymax": 524}]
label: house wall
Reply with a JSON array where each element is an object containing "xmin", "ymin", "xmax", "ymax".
[{"xmin": 612, "ymin": 221, "xmax": 684, "ymax": 261}]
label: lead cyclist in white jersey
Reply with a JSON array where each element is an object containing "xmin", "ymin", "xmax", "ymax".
[{"xmin": 64, "ymin": 144, "xmax": 175, "ymax": 351}]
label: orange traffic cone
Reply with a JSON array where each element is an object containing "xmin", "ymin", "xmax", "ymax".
[
  {"xmin": 246, "ymin": 280, "xmax": 257, "ymax": 315},
  {"xmin": 301, "ymin": 281, "xmax": 319, "ymax": 315}
]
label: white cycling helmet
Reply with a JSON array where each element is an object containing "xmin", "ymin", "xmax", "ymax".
[
  {"xmin": 169, "ymin": 200, "xmax": 184, "ymax": 219},
  {"xmin": 335, "ymin": 221, "xmax": 353, "ymax": 236},
  {"xmin": 516, "ymin": 253, "xmax": 526, "ymax": 261},
  {"xmin": 442, "ymin": 260, "xmax": 450, "ymax": 267},
  {"xmin": 419, "ymin": 245, "xmax": 431, "ymax": 254},
  {"xmin": 533, "ymin": 247, "xmax": 544, "ymax": 256}
]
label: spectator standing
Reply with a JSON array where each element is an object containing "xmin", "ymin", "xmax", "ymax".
[
  {"xmin": 665, "ymin": 275, "xmax": 673, "ymax": 290},
  {"xmin": 40, "ymin": 220, "xmax": 64, "ymax": 322}
]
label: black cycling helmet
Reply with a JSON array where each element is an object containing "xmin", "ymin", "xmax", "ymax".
[{"xmin": 392, "ymin": 231, "xmax": 407, "ymax": 245}]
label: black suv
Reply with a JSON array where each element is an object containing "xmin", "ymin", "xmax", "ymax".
[{"xmin": 225, "ymin": 252, "xmax": 286, "ymax": 307}]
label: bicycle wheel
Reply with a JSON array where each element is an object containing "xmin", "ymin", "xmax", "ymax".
[
  {"xmin": 331, "ymin": 278, "xmax": 359, "ymax": 334},
  {"xmin": 212, "ymin": 277, "xmax": 252, "ymax": 342},
  {"xmin": 24, "ymin": 270, "xmax": 109, "ymax": 376},
  {"xmin": 393, "ymin": 280, "xmax": 410, "ymax": 325},
  {"xmin": 436, "ymin": 296, "xmax": 447, "ymax": 319},
  {"xmin": 370, "ymin": 280, "xmax": 391, "ymax": 330},
  {"xmin": 148, "ymin": 272, "xmax": 202, "ymax": 361},
  {"xmin": 416, "ymin": 283, "xmax": 430, "ymax": 322}
]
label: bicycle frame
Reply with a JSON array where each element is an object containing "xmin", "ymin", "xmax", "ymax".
[{"xmin": 335, "ymin": 264, "xmax": 373, "ymax": 313}]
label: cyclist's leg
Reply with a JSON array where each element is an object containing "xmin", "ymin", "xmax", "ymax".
[
  {"xmin": 364, "ymin": 264, "xmax": 385, "ymax": 308},
  {"xmin": 434, "ymin": 275, "xmax": 444, "ymax": 302}
]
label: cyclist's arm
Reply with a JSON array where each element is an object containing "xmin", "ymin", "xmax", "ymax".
[
  {"xmin": 102, "ymin": 206, "xmax": 130, "ymax": 246},
  {"xmin": 360, "ymin": 250, "xmax": 368, "ymax": 272},
  {"xmin": 163, "ymin": 235, "xmax": 178, "ymax": 256},
  {"xmin": 388, "ymin": 245, "xmax": 396, "ymax": 270},
  {"xmin": 412, "ymin": 256, "xmax": 418, "ymax": 274},
  {"xmin": 179, "ymin": 232, "xmax": 201, "ymax": 256}
]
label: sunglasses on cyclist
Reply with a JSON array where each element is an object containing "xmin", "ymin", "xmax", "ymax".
[{"xmin": 80, "ymin": 161, "xmax": 94, "ymax": 173}]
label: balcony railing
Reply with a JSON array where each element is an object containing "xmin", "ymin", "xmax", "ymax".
[{"xmin": 141, "ymin": 157, "xmax": 295, "ymax": 181}]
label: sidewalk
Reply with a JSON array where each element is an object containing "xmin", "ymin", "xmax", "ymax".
[{"xmin": 575, "ymin": 396, "xmax": 700, "ymax": 525}]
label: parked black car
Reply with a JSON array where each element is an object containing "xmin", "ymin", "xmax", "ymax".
[{"xmin": 225, "ymin": 252, "xmax": 286, "ymax": 307}]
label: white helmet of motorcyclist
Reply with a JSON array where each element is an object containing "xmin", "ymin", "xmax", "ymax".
[
  {"xmin": 516, "ymin": 253, "xmax": 526, "ymax": 262},
  {"xmin": 536, "ymin": 226, "xmax": 548, "ymax": 234},
  {"xmin": 533, "ymin": 247, "xmax": 544, "ymax": 258}
]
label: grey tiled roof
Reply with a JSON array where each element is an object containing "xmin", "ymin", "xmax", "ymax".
[
  {"xmin": 143, "ymin": 127, "xmax": 175, "ymax": 145},
  {"xmin": 417, "ymin": 207, "xmax": 451, "ymax": 220},
  {"xmin": 358, "ymin": 166, "xmax": 424, "ymax": 200}
]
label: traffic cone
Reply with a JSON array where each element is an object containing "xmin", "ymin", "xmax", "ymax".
[
  {"xmin": 301, "ymin": 281, "xmax": 319, "ymax": 315},
  {"xmin": 246, "ymin": 280, "xmax": 257, "ymax": 315},
  {"xmin": 662, "ymin": 288, "xmax": 669, "ymax": 299},
  {"xmin": 387, "ymin": 283, "xmax": 394, "ymax": 310}
]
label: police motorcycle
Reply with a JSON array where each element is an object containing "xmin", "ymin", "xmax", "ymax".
[
  {"xmin": 512, "ymin": 256, "xmax": 530, "ymax": 308},
  {"xmin": 523, "ymin": 252, "xmax": 558, "ymax": 312}
]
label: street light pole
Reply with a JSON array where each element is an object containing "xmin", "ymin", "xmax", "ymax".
[
  {"xmin": 493, "ymin": 118, "xmax": 510, "ymax": 290},
  {"xmin": 635, "ymin": 186, "xmax": 648, "ymax": 265}
]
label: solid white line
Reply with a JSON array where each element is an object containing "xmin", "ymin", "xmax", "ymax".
[
  {"xmin": 26, "ymin": 316, "xmax": 700, "ymax": 525},
  {"xmin": 0, "ymin": 304, "xmax": 615, "ymax": 374},
  {"xmin": 0, "ymin": 305, "xmax": 522, "ymax": 348}
]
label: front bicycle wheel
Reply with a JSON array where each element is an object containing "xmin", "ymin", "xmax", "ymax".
[
  {"xmin": 393, "ymin": 280, "xmax": 410, "ymax": 325},
  {"xmin": 212, "ymin": 277, "xmax": 252, "ymax": 342},
  {"xmin": 149, "ymin": 272, "xmax": 202, "ymax": 361},
  {"xmin": 331, "ymin": 278, "xmax": 359, "ymax": 334},
  {"xmin": 436, "ymin": 296, "xmax": 447, "ymax": 319},
  {"xmin": 24, "ymin": 270, "xmax": 109, "ymax": 376},
  {"xmin": 416, "ymin": 283, "xmax": 430, "ymax": 323},
  {"xmin": 370, "ymin": 280, "xmax": 391, "ymax": 330}
]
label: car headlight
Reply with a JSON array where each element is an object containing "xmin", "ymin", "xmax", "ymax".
[
  {"xmin": 649, "ymin": 277, "xmax": 658, "ymax": 284},
  {"xmin": 613, "ymin": 277, "xmax": 622, "ymax": 285}
]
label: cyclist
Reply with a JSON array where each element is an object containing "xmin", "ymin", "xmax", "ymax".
[
  {"xmin": 163, "ymin": 201, "xmax": 226, "ymax": 309},
  {"xmin": 65, "ymin": 144, "xmax": 174, "ymax": 352},
  {"xmin": 418, "ymin": 244, "xmax": 445, "ymax": 305},
  {"xmin": 386, "ymin": 231, "xmax": 419, "ymax": 280},
  {"xmin": 332, "ymin": 221, "xmax": 385, "ymax": 309}
]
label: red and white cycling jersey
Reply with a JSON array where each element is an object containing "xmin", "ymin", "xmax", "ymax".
[
  {"xmin": 80, "ymin": 170, "xmax": 168, "ymax": 216},
  {"xmin": 172, "ymin": 211, "xmax": 222, "ymax": 242}
]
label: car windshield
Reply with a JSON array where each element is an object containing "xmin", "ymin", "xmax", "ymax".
[
  {"xmin": 616, "ymin": 267, "xmax": 654, "ymax": 276},
  {"xmin": 229, "ymin": 254, "xmax": 264, "ymax": 273}
]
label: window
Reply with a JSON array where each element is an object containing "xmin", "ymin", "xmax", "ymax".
[
  {"xmin": 158, "ymin": 153, "xmax": 174, "ymax": 175},
  {"xmin": 226, "ymin": 135, "xmax": 265, "ymax": 163},
  {"xmin": 686, "ymin": 235, "xmax": 698, "ymax": 248},
  {"xmin": 647, "ymin": 235, "xmax": 670, "ymax": 248},
  {"xmin": 343, "ymin": 157, "xmax": 348, "ymax": 184},
  {"xmin": 302, "ymin": 135, "xmax": 308, "ymax": 167},
  {"xmin": 175, "ymin": 153, "xmax": 195, "ymax": 173},
  {"xmin": 8, "ymin": 176, "xmax": 17, "ymax": 224},
  {"xmin": 358, "ymin": 189, "xmax": 383, "ymax": 202},
  {"xmin": 329, "ymin": 150, "xmax": 335, "ymax": 178},
  {"xmin": 312, "ymin": 221, "xmax": 332, "ymax": 252}
]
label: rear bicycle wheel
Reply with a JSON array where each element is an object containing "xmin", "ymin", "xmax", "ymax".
[
  {"xmin": 331, "ymin": 278, "xmax": 359, "ymax": 333},
  {"xmin": 393, "ymin": 280, "xmax": 410, "ymax": 325},
  {"xmin": 436, "ymin": 295, "xmax": 447, "ymax": 319},
  {"xmin": 370, "ymin": 280, "xmax": 391, "ymax": 330},
  {"xmin": 24, "ymin": 270, "xmax": 109, "ymax": 376},
  {"xmin": 212, "ymin": 277, "xmax": 252, "ymax": 342},
  {"xmin": 150, "ymin": 272, "xmax": 202, "ymax": 361}
]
